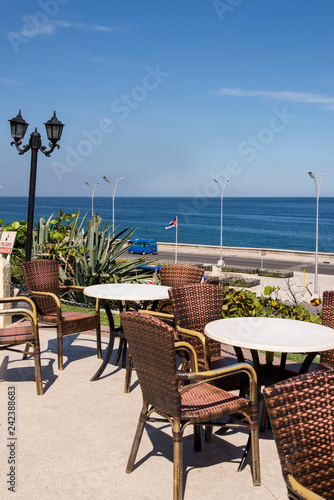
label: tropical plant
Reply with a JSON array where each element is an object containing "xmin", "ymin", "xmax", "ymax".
[
  {"xmin": 30, "ymin": 210, "xmax": 153, "ymax": 303},
  {"xmin": 60, "ymin": 215, "xmax": 153, "ymax": 303},
  {"xmin": 0, "ymin": 220, "xmax": 27, "ymax": 283},
  {"xmin": 221, "ymin": 285, "xmax": 322, "ymax": 324}
]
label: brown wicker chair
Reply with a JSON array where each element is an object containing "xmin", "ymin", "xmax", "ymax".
[
  {"xmin": 158, "ymin": 264, "xmax": 205, "ymax": 314},
  {"xmin": 21, "ymin": 259, "xmax": 101, "ymax": 371},
  {"xmin": 263, "ymin": 370, "xmax": 334, "ymax": 500},
  {"xmin": 278, "ymin": 290, "xmax": 334, "ymax": 378},
  {"xmin": 168, "ymin": 283, "xmax": 246, "ymax": 392},
  {"xmin": 318, "ymin": 290, "xmax": 334, "ymax": 369},
  {"xmin": 121, "ymin": 311, "xmax": 260, "ymax": 500},
  {"xmin": 0, "ymin": 297, "xmax": 43, "ymax": 395}
]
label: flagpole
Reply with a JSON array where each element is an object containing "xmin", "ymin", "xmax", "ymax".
[{"xmin": 175, "ymin": 216, "xmax": 178, "ymax": 263}]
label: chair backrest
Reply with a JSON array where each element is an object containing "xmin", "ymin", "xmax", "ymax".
[
  {"xmin": 21, "ymin": 259, "xmax": 60, "ymax": 315},
  {"xmin": 159, "ymin": 264, "xmax": 204, "ymax": 288},
  {"xmin": 320, "ymin": 290, "xmax": 334, "ymax": 368},
  {"xmin": 263, "ymin": 371, "xmax": 334, "ymax": 498},
  {"xmin": 168, "ymin": 283, "xmax": 223, "ymax": 358},
  {"xmin": 120, "ymin": 311, "xmax": 181, "ymax": 418}
]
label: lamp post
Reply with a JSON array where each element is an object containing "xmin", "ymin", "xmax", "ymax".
[
  {"xmin": 85, "ymin": 182, "xmax": 99, "ymax": 219},
  {"xmin": 103, "ymin": 176, "xmax": 125, "ymax": 232},
  {"xmin": 213, "ymin": 178, "xmax": 229, "ymax": 266},
  {"xmin": 9, "ymin": 110, "xmax": 64, "ymax": 261},
  {"xmin": 308, "ymin": 171, "xmax": 327, "ymax": 295}
]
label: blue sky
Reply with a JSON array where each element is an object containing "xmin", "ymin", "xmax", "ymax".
[{"xmin": 1, "ymin": 0, "xmax": 333, "ymax": 198}]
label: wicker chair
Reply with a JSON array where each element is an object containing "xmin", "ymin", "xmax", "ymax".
[
  {"xmin": 168, "ymin": 283, "xmax": 246, "ymax": 392},
  {"xmin": 278, "ymin": 290, "xmax": 334, "ymax": 378},
  {"xmin": 158, "ymin": 264, "xmax": 204, "ymax": 314},
  {"xmin": 263, "ymin": 370, "xmax": 334, "ymax": 500},
  {"xmin": 121, "ymin": 311, "xmax": 260, "ymax": 500},
  {"xmin": 318, "ymin": 290, "xmax": 334, "ymax": 369},
  {"xmin": 21, "ymin": 259, "xmax": 101, "ymax": 371},
  {"xmin": 0, "ymin": 297, "xmax": 43, "ymax": 395}
]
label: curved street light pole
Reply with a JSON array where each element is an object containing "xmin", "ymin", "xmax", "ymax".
[
  {"xmin": 308, "ymin": 171, "xmax": 327, "ymax": 295},
  {"xmin": 85, "ymin": 181, "xmax": 99, "ymax": 219},
  {"xmin": 9, "ymin": 110, "xmax": 64, "ymax": 261},
  {"xmin": 214, "ymin": 178, "xmax": 229, "ymax": 266},
  {"xmin": 103, "ymin": 176, "xmax": 124, "ymax": 232}
]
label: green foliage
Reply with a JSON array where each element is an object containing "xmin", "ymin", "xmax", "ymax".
[
  {"xmin": 2, "ymin": 209, "xmax": 153, "ymax": 295},
  {"xmin": 60, "ymin": 215, "xmax": 152, "ymax": 303},
  {"xmin": 222, "ymin": 285, "xmax": 322, "ymax": 324},
  {"xmin": 33, "ymin": 210, "xmax": 84, "ymax": 264},
  {"xmin": 26, "ymin": 209, "xmax": 152, "ymax": 303},
  {"xmin": 0, "ymin": 220, "xmax": 27, "ymax": 283}
]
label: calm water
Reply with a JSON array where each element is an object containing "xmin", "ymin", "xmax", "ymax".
[{"xmin": 0, "ymin": 196, "xmax": 333, "ymax": 253}]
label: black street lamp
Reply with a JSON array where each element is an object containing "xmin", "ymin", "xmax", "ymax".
[{"xmin": 9, "ymin": 110, "xmax": 65, "ymax": 261}]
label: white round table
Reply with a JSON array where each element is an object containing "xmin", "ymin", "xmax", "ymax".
[
  {"xmin": 84, "ymin": 283, "xmax": 170, "ymax": 380},
  {"xmin": 84, "ymin": 283, "xmax": 170, "ymax": 302},
  {"xmin": 205, "ymin": 316, "xmax": 334, "ymax": 384},
  {"xmin": 204, "ymin": 317, "xmax": 334, "ymax": 353}
]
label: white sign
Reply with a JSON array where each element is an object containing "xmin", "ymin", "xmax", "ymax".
[{"xmin": 0, "ymin": 231, "xmax": 17, "ymax": 256}]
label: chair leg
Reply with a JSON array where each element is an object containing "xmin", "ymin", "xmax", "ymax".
[
  {"xmin": 124, "ymin": 352, "xmax": 133, "ymax": 394},
  {"xmin": 194, "ymin": 425, "xmax": 202, "ymax": 452},
  {"xmin": 22, "ymin": 342, "xmax": 30, "ymax": 360},
  {"xmin": 57, "ymin": 333, "xmax": 63, "ymax": 370},
  {"xmin": 250, "ymin": 426, "xmax": 261, "ymax": 486},
  {"xmin": 33, "ymin": 341, "xmax": 43, "ymax": 396},
  {"xmin": 260, "ymin": 399, "xmax": 268, "ymax": 432},
  {"xmin": 238, "ymin": 433, "xmax": 251, "ymax": 471},
  {"xmin": 126, "ymin": 404, "xmax": 149, "ymax": 473},
  {"xmin": 173, "ymin": 419, "xmax": 183, "ymax": 500},
  {"xmin": 205, "ymin": 425, "xmax": 212, "ymax": 443},
  {"xmin": 96, "ymin": 325, "xmax": 102, "ymax": 359}
]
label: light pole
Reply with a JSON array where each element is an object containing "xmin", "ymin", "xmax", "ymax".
[
  {"xmin": 308, "ymin": 171, "xmax": 327, "ymax": 295},
  {"xmin": 85, "ymin": 182, "xmax": 99, "ymax": 219},
  {"xmin": 213, "ymin": 178, "xmax": 229, "ymax": 266},
  {"xmin": 9, "ymin": 110, "xmax": 64, "ymax": 261},
  {"xmin": 103, "ymin": 176, "xmax": 125, "ymax": 232}
]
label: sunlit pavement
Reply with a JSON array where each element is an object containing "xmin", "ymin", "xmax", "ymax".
[{"xmin": 0, "ymin": 326, "xmax": 288, "ymax": 500}]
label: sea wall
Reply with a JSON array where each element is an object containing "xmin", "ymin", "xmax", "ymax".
[{"xmin": 156, "ymin": 241, "xmax": 334, "ymax": 262}]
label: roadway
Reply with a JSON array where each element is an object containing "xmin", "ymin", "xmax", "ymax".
[{"xmin": 125, "ymin": 248, "xmax": 334, "ymax": 276}]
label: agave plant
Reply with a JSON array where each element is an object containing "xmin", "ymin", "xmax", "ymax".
[{"xmin": 32, "ymin": 209, "xmax": 153, "ymax": 303}]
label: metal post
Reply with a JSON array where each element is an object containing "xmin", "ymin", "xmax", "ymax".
[
  {"xmin": 85, "ymin": 182, "xmax": 99, "ymax": 219},
  {"xmin": 214, "ymin": 178, "xmax": 229, "ymax": 266},
  {"xmin": 308, "ymin": 171, "xmax": 327, "ymax": 295},
  {"xmin": 104, "ymin": 176, "xmax": 124, "ymax": 233},
  {"xmin": 25, "ymin": 131, "xmax": 41, "ymax": 261}
]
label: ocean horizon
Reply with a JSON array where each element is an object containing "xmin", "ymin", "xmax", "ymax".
[{"xmin": 0, "ymin": 196, "xmax": 333, "ymax": 253}]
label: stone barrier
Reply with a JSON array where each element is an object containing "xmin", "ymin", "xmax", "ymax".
[{"xmin": 0, "ymin": 256, "xmax": 11, "ymax": 327}]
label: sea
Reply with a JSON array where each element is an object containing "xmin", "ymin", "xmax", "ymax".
[{"xmin": 0, "ymin": 196, "xmax": 333, "ymax": 253}]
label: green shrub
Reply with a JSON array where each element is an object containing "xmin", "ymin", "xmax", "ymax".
[{"xmin": 222, "ymin": 285, "xmax": 322, "ymax": 324}]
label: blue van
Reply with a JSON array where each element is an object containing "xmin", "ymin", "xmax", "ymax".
[{"xmin": 128, "ymin": 238, "xmax": 158, "ymax": 255}]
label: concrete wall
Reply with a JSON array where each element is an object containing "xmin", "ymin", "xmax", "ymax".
[
  {"xmin": 156, "ymin": 241, "xmax": 334, "ymax": 261},
  {"xmin": 0, "ymin": 256, "xmax": 11, "ymax": 327}
]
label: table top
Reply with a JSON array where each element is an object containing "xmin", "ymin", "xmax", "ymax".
[
  {"xmin": 84, "ymin": 283, "xmax": 170, "ymax": 301},
  {"xmin": 204, "ymin": 317, "xmax": 334, "ymax": 353}
]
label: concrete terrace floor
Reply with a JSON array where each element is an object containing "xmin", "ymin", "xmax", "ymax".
[{"xmin": 0, "ymin": 326, "xmax": 288, "ymax": 500}]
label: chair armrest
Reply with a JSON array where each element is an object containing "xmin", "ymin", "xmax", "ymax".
[
  {"xmin": 176, "ymin": 326, "xmax": 211, "ymax": 370},
  {"xmin": 59, "ymin": 286, "xmax": 99, "ymax": 312},
  {"xmin": 29, "ymin": 291, "xmax": 62, "ymax": 321},
  {"xmin": 0, "ymin": 299, "xmax": 38, "ymax": 338},
  {"xmin": 178, "ymin": 362, "xmax": 258, "ymax": 404},
  {"xmin": 0, "ymin": 296, "xmax": 37, "ymax": 317},
  {"xmin": 284, "ymin": 472, "xmax": 323, "ymax": 500},
  {"xmin": 60, "ymin": 285, "xmax": 85, "ymax": 291},
  {"xmin": 175, "ymin": 341, "xmax": 198, "ymax": 372},
  {"xmin": 142, "ymin": 309, "xmax": 174, "ymax": 319},
  {"xmin": 141, "ymin": 309, "xmax": 174, "ymax": 324}
]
